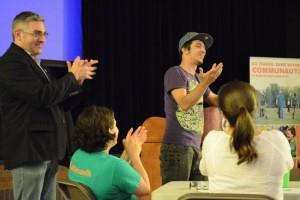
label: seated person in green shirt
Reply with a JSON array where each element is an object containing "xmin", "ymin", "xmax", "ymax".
[
  {"xmin": 285, "ymin": 126, "xmax": 297, "ymax": 157},
  {"xmin": 68, "ymin": 105, "xmax": 150, "ymax": 200},
  {"xmin": 281, "ymin": 125, "xmax": 297, "ymax": 157}
]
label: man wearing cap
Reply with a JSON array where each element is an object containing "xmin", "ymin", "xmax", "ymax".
[{"xmin": 160, "ymin": 32, "xmax": 223, "ymax": 184}]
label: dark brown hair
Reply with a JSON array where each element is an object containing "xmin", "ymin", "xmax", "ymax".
[
  {"xmin": 179, "ymin": 40, "xmax": 193, "ymax": 61},
  {"xmin": 218, "ymin": 80, "xmax": 259, "ymax": 165},
  {"xmin": 73, "ymin": 105, "xmax": 115, "ymax": 153}
]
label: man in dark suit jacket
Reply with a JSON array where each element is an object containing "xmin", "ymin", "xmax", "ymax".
[{"xmin": 0, "ymin": 11, "xmax": 98, "ymax": 200}]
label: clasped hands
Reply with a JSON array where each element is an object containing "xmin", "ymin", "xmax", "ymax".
[
  {"xmin": 67, "ymin": 56, "xmax": 98, "ymax": 85},
  {"xmin": 123, "ymin": 126, "xmax": 147, "ymax": 158}
]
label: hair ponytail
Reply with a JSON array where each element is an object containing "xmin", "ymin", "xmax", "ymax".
[
  {"xmin": 230, "ymin": 107, "xmax": 258, "ymax": 165},
  {"xmin": 218, "ymin": 80, "xmax": 259, "ymax": 165}
]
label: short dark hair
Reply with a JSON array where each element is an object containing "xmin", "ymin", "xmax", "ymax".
[
  {"xmin": 280, "ymin": 125, "xmax": 296, "ymax": 137},
  {"xmin": 72, "ymin": 105, "xmax": 115, "ymax": 153},
  {"xmin": 178, "ymin": 40, "xmax": 193, "ymax": 61}
]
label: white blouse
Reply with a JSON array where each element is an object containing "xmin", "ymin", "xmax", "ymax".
[{"xmin": 200, "ymin": 130, "xmax": 294, "ymax": 200}]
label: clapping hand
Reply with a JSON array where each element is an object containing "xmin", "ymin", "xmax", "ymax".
[
  {"xmin": 133, "ymin": 126, "xmax": 147, "ymax": 145},
  {"xmin": 66, "ymin": 56, "xmax": 98, "ymax": 85},
  {"xmin": 123, "ymin": 126, "xmax": 147, "ymax": 158}
]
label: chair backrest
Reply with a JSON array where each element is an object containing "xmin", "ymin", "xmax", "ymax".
[
  {"xmin": 177, "ymin": 192, "xmax": 275, "ymax": 200},
  {"xmin": 140, "ymin": 116, "xmax": 166, "ymax": 200},
  {"xmin": 202, "ymin": 107, "xmax": 222, "ymax": 148},
  {"xmin": 57, "ymin": 179, "xmax": 96, "ymax": 200}
]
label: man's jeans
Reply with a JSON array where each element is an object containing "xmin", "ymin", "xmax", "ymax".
[
  {"xmin": 160, "ymin": 144, "xmax": 206, "ymax": 185},
  {"xmin": 11, "ymin": 160, "xmax": 58, "ymax": 200}
]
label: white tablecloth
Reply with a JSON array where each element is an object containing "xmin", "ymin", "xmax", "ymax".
[
  {"xmin": 151, "ymin": 181, "xmax": 300, "ymax": 200},
  {"xmin": 284, "ymin": 182, "xmax": 300, "ymax": 200}
]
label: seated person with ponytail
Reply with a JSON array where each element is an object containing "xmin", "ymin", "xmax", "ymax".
[{"xmin": 200, "ymin": 81, "xmax": 293, "ymax": 200}]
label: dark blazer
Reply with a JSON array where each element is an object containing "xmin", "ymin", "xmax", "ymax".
[{"xmin": 0, "ymin": 43, "xmax": 82, "ymax": 169}]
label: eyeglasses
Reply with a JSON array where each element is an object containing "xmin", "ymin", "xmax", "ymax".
[{"xmin": 20, "ymin": 29, "xmax": 49, "ymax": 39}]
